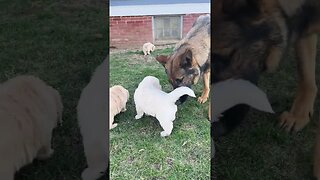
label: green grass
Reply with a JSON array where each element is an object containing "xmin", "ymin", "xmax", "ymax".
[
  {"xmin": 214, "ymin": 47, "xmax": 320, "ymax": 179},
  {"xmin": 0, "ymin": 0, "xmax": 108, "ymax": 179},
  {"xmin": 109, "ymin": 48, "xmax": 211, "ymax": 179}
]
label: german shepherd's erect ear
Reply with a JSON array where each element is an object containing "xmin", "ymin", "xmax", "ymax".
[
  {"xmin": 222, "ymin": 0, "xmax": 260, "ymax": 18},
  {"xmin": 155, "ymin": 55, "xmax": 169, "ymax": 66}
]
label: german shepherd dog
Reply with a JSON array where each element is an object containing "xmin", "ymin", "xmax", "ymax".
[
  {"xmin": 212, "ymin": 0, "xmax": 320, "ymax": 137},
  {"xmin": 156, "ymin": 14, "xmax": 210, "ymax": 104}
]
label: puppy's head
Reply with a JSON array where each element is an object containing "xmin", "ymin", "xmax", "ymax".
[
  {"xmin": 141, "ymin": 76, "xmax": 161, "ymax": 90},
  {"xmin": 110, "ymin": 85, "xmax": 130, "ymax": 112},
  {"xmin": 151, "ymin": 44, "xmax": 155, "ymax": 52},
  {"xmin": 119, "ymin": 86, "xmax": 129, "ymax": 112},
  {"xmin": 120, "ymin": 86, "xmax": 129, "ymax": 112},
  {"xmin": 115, "ymin": 85, "xmax": 129, "ymax": 101}
]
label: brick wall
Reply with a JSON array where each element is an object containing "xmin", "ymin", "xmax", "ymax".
[
  {"xmin": 182, "ymin": 13, "xmax": 207, "ymax": 37},
  {"xmin": 110, "ymin": 13, "xmax": 208, "ymax": 49},
  {"xmin": 110, "ymin": 16, "xmax": 153, "ymax": 48}
]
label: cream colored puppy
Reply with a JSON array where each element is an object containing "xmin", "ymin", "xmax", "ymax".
[
  {"xmin": 109, "ymin": 85, "xmax": 129, "ymax": 129},
  {"xmin": 0, "ymin": 75, "xmax": 63, "ymax": 180},
  {"xmin": 134, "ymin": 76, "xmax": 195, "ymax": 137},
  {"xmin": 78, "ymin": 59, "xmax": 107, "ymax": 180},
  {"xmin": 142, "ymin": 42, "xmax": 155, "ymax": 56}
]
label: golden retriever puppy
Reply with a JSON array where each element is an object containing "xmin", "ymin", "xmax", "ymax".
[
  {"xmin": 0, "ymin": 75, "xmax": 63, "ymax": 180},
  {"xmin": 142, "ymin": 42, "xmax": 155, "ymax": 56},
  {"xmin": 109, "ymin": 85, "xmax": 129, "ymax": 129},
  {"xmin": 78, "ymin": 59, "xmax": 108, "ymax": 180}
]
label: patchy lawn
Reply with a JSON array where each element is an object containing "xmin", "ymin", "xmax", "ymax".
[
  {"xmin": 0, "ymin": 0, "xmax": 108, "ymax": 179},
  {"xmin": 109, "ymin": 48, "xmax": 211, "ymax": 179},
  {"xmin": 214, "ymin": 47, "xmax": 320, "ymax": 179}
]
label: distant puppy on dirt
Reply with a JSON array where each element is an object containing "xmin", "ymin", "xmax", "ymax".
[
  {"xmin": 142, "ymin": 42, "xmax": 155, "ymax": 56},
  {"xmin": 78, "ymin": 59, "xmax": 107, "ymax": 180},
  {"xmin": 0, "ymin": 75, "xmax": 63, "ymax": 180},
  {"xmin": 110, "ymin": 85, "xmax": 129, "ymax": 129},
  {"xmin": 134, "ymin": 76, "xmax": 195, "ymax": 137}
]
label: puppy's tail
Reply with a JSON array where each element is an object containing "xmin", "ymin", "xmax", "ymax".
[
  {"xmin": 168, "ymin": 86, "xmax": 196, "ymax": 103},
  {"xmin": 212, "ymin": 79, "xmax": 274, "ymax": 118}
]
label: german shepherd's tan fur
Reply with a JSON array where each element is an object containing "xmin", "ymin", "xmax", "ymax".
[
  {"xmin": 213, "ymin": 0, "xmax": 320, "ymax": 177},
  {"xmin": 156, "ymin": 14, "xmax": 210, "ymax": 104}
]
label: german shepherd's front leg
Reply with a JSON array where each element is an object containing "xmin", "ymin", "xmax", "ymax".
[
  {"xmin": 280, "ymin": 34, "xmax": 318, "ymax": 132},
  {"xmin": 198, "ymin": 71, "xmax": 210, "ymax": 103}
]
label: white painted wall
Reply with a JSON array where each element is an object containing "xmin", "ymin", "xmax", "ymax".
[{"xmin": 110, "ymin": 3, "xmax": 210, "ymax": 16}]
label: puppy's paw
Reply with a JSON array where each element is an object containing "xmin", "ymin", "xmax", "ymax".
[
  {"xmin": 197, "ymin": 96, "xmax": 208, "ymax": 104},
  {"xmin": 135, "ymin": 114, "xmax": 142, "ymax": 119},
  {"xmin": 160, "ymin": 131, "xmax": 170, "ymax": 137},
  {"xmin": 279, "ymin": 111, "xmax": 310, "ymax": 132},
  {"xmin": 121, "ymin": 107, "xmax": 127, "ymax": 112},
  {"xmin": 110, "ymin": 123, "xmax": 118, "ymax": 129}
]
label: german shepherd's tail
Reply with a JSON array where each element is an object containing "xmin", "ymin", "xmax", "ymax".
[{"xmin": 168, "ymin": 86, "xmax": 196, "ymax": 103}]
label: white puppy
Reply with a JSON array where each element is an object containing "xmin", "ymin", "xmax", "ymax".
[
  {"xmin": 0, "ymin": 75, "xmax": 63, "ymax": 180},
  {"xmin": 78, "ymin": 59, "xmax": 107, "ymax": 180},
  {"xmin": 142, "ymin": 42, "xmax": 155, "ymax": 56},
  {"xmin": 134, "ymin": 76, "xmax": 195, "ymax": 137}
]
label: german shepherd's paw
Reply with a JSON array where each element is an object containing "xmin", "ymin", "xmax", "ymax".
[
  {"xmin": 279, "ymin": 111, "xmax": 311, "ymax": 132},
  {"xmin": 197, "ymin": 95, "xmax": 208, "ymax": 104}
]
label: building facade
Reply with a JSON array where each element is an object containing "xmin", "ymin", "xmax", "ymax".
[{"xmin": 110, "ymin": 0, "xmax": 210, "ymax": 48}]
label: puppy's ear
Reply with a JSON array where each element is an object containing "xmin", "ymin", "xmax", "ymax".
[
  {"xmin": 222, "ymin": 0, "xmax": 259, "ymax": 18},
  {"xmin": 156, "ymin": 55, "xmax": 169, "ymax": 66},
  {"xmin": 181, "ymin": 49, "xmax": 193, "ymax": 68}
]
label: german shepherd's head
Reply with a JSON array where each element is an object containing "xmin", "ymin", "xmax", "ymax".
[
  {"xmin": 156, "ymin": 45, "xmax": 206, "ymax": 103},
  {"xmin": 212, "ymin": 0, "xmax": 284, "ymax": 83}
]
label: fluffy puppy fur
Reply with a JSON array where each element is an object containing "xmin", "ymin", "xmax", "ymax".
[
  {"xmin": 109, "ymin": 85, "xmax": 129, "ymax": 129},
  {"xmin": 0, "ymin": 75, "xmax": 63, "ymax": 180},
  {"xmin": 142, "ymin": 42, "xmax": 155, "ymax": 56},
  {"xmin": 134, "ymin": 76, "xmax": 195, "ymax": 137},
  {"xmin": 78, "ymin": 59, "xmax": 107, "ymax": 180}
]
